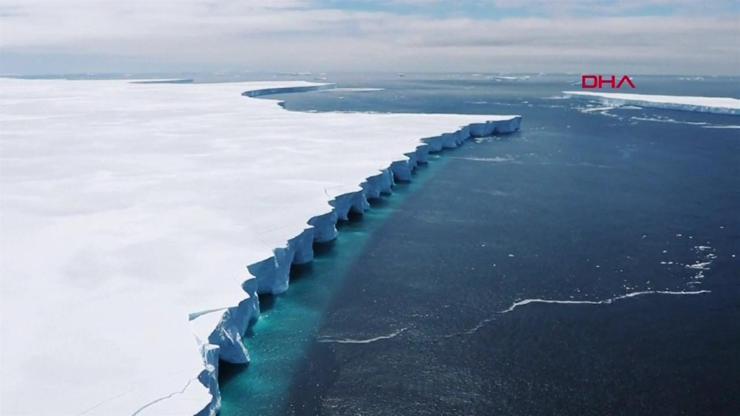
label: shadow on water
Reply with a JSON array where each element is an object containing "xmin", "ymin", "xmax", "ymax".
[
  {"xmin": 219, "ymin": 237, "xmax": 343, "ymax": 386},
  {"xmin": 219, "ymin": 187, "xmax": 406, "ymax": 368},
  {"xmin": 256, "ymin": 294, "xmax": 277, "ymax": 314},
  {"xmin": 311, "ymin": 239, "xmax": 337, "ymax": 257},
  {"xmin": 217, "ymin": 151, "xmax": 458, "ymax": 416},
  {"xmin": 288, "ymin": 262, "xmax": 315, "ymax": 283},
  {"xmin": 219, "ymin": 361, "xmax": 250, "ymax": 386},
  {"xmin": 284, "ymin": 342, "xmax": 340, "ymax": 416}
]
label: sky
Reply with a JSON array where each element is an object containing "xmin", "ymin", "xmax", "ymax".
[{"xmin": 0, "ymin": 0, "xmax": 738, "ymax": 75}]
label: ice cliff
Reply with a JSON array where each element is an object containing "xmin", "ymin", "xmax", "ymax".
[{"xmin": 0, "ymin": 78, "xmax": 520, "ymax": 415}]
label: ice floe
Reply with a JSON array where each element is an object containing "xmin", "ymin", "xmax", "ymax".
[
  {"xmin": 451, "ymin": 155, "xmax": 518, "ymax": 163},
  {"xmin": 448, "ymin": 290, "xmax": 711, "ymax": 338},
  {"xmin": 563, "ymin": 91, "xmax": 740, "ymax": 115},
  {"xmin": 324, "ymin": 87, "xmax": 385, "ymax": 92},
  {"xmin": 317, "ymin": 327, "xmax": 408, "ymax": 344},
  {"xmin": 498, "ymin": 290, "xmax": 711, "ymax": 314}
]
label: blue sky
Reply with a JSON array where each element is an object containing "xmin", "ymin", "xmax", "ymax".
[
  {"xmin": 318, "ymin": 0, "xmax": 687, "ymax": 18},
  {"xmin": 1, "ymin": 0, "xmax": 738, "ymax": 75}
]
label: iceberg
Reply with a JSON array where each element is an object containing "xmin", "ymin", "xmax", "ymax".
[
  {"xmin": 0, "ymin": 78, "xmax": 520, "ymax": 415},
  {"xmin": 563, "ymin": 91, "xmax": 740, "ymax": 115}
]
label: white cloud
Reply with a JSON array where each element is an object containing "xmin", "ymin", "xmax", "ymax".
[{"xmin": 0, "ymin": 0, "xmax": 738, "ymax": 74}]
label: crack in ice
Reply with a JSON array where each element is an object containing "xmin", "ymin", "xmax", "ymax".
[
  {"xmin": 77, "ymin": 388, "xmax": 135, "ymax": 415},
  {"xmin": 130, "ymin": 378, "xmax": 196, "ymax": 416},
  {"xmin": 317, "ymin": 327, "xmax": 408, "ymax": 344}
]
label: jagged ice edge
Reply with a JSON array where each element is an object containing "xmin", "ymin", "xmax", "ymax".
[{"xmin": 189, "ymin": 87, "xmax": 521, "ymax": 415}]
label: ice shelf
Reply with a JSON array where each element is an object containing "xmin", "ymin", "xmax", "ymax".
[
  {"xmin": 0, "ymin": 78, "xmax": 520, "ymax": 415},
  {"xmin": 563, "ymin": 91, "xmax": 740, "ymax": 115}
]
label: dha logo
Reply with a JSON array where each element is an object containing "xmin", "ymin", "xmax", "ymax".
[{"xmin": 582, "ymin": 75, "xmax": 636, "ymax": 89}]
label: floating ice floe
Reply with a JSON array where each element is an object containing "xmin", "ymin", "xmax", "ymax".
[
  {"xmin": 489, "ymin": 75, "xmax": 531, "ymax": 81},
  {"xmin": 563, "ymin": 91, "xmax": 740, "ymax": 115},
  {"xmin": 324, "ymin": 87, "xmax": 385, "ymax": 92},
  {"xmin": 317, "ymin": 327, "xmax": 408, "ymax": 344},
  {"xmin": 0, "ymin": 78, "xmax": 520, "ymax": 415},
  {"xmin": 498, "ymin": 290, "xmax": 711, "ymax": 314},
  {"xmin": 450, "ymin": 290, "xmax": 711, "ymax": 337},
  {"xmin": 702, "ymin": 124, "xmax": 740, "ymax": 129}
]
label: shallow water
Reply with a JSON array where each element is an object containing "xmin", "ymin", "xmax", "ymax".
[{"xmin": 220, "ymin": 74, "xmax": 740, "ymax": 415}]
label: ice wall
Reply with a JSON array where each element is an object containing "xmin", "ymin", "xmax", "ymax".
[
  {"xmin": 0, "ymin": 78, "xmax": 520, "ymax": 415},
  {"xmin": 199, "ymin": 119, "xmax": 521, "ymax": 416}
]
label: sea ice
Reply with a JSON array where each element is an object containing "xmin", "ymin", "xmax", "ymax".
[{"xmin": 563, "ymin": 91, "xmax": 740, "ymax": 115}]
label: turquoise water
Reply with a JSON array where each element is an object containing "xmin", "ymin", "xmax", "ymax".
[
  {"xmin": 219, "ymin": 155, "xmax": 452, "ymax": 416},
  {"xmin": 221, "ymin": 74, "xmax": 740, "ymax": 415}
]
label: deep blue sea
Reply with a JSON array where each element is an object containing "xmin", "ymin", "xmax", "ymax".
[{"xmin": 212, "ymin": 74, "xmax": 740, "ymax": 416}]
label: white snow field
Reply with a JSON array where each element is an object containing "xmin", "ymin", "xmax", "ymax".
[
  {"xmin": 0, "ymin": 78, "xmax": 520, "ymax": 415},
  {"xmin": 563, "ymin": 91, "xmax": 740, "ymax": 115}
]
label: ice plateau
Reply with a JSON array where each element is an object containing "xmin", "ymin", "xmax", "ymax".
[{"xmin": 0, "ymin": 78, "xmax": 520, "ymax": 415}]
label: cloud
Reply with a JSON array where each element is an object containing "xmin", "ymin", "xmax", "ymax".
[{"xmin": 0, "ymin": 0, "xmax": 738, "ymax": 74}]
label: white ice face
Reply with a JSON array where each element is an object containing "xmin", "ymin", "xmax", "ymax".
[
  {"xmin": 0, "ymin": 78, "xmax": 519, "ymax": 415},
  {"xmin": 562, "ymin": 90, "xmax": 740, "ymax": 114}
]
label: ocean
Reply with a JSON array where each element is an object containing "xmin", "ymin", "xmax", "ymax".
[{"xmin": 218, "ymin": 74, "xmax": 740, "ymax": 415}]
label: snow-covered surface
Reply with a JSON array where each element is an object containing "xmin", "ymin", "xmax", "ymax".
[
  {"xmin": 563, "ymin": 91, "xmax": 740, "ymax": 115},
  {"xmin": 0, "ymin": 78, "xmax": 520, "ymax": 415}
]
